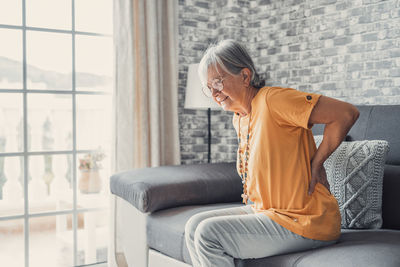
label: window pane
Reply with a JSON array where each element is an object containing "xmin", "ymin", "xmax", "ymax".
[
  {"xmin": 0, "ymin": 93, "xmax": 23, "ymax": 153},
  {"xmin": 0, "ymin": 0, "xmax": 22, "ymax": 26},
  {"xmin": 76, "ymin": 150, "xmax": 110, "ymax": 263},
  {"xmin": 76, "ymin": 150, "xmax": 110, "ymax": 208},
  {"xmin": 77, "ymin": 211, "xmax": 108, "ymax": 265},
  {"xmin": 27, "ymin": 31, "xmax": 72, "ymax": 90},
  {"xmin": 76, "ymin": 95, "xmax": 112, "ymax": 150},
  {"xmin": 28, "ymin": 94, "xmax": 72, "ymax": 151},
  {"xmin": 29, "ymin": 215, "xmax": 73, "ymax": 267},
  {"xmin": 0, "ymin": 29, "xmax": 23, "ymax": 89},
  {"xmin": 76, "ymin": 35, "xmax": 113, "ymax": 92},
  {"xmin": 28, "ymin": 154, "xmax": 72, "ymax": 213},
  {"xmin": 0, "ymin": 219, "xmax": 24, "ymax": 267},
  {"xmin": 0, "ymin": 156, "xmax": 24, "ymax": 216},
  {"xmin": 26, "ymin": 0, "xmax": 71, "ymax": 30},
  {"xmin": 75, "ymin": 0, "xmax": 112, "ymax": 34}
]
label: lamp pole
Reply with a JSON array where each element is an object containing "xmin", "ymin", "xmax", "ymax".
[
  {"xmin": 207, "ymin": 108, "xmax": 211, "ymax": 163},
  {"xmin": 184, "ymin": 63, "xmax": 219, "ymax": 164}
]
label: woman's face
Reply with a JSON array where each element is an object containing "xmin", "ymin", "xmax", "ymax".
[{"xmin": 206, "ymin": 65, "xmax": 247, "ymax": 112}]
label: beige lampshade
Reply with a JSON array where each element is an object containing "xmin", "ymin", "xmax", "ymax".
[{"xmin": 184, "ymin": 63, "xmax": 219, "ymax": 110}]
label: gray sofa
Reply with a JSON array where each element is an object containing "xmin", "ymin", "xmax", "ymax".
[{"xmin": 110, "ymin": 105, "xmax": 400, "ymax": 267}]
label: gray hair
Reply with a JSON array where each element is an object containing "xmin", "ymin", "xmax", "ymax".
[{"xmin": 198, "ymin": 39, "xmax": 265, "ymax": 89}]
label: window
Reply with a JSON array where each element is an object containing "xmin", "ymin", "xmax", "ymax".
[{"xmin": 0, "ymin": 0, "xmax": 113, "ymax": 266}]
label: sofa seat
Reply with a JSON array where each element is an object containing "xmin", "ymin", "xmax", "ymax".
[{"xmin": 147, "ymin": 203, "xmax": 400, "ymax": 267}]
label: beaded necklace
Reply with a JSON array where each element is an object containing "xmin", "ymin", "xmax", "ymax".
[{"xmin": 238, "ymin": 111, "xmax": 251, "ymax": 205}]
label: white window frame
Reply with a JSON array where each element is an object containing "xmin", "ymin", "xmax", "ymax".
[{"xmin": 0, "ymin": 0, "xmax": 112, "ymax": 266}]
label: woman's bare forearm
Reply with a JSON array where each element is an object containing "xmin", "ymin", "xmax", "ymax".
[{"xmin": 311, "ymin": 110, "xmax": 359, "ymax": 167}]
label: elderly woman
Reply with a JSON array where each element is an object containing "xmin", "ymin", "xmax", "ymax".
[{"xmin": 184, "ymin": 39, "xmax": 360, "ymax": 267}]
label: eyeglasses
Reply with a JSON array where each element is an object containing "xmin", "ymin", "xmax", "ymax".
[{"xmin": 202, "ymin": 77, "xmax": 225, "ymax": 97}]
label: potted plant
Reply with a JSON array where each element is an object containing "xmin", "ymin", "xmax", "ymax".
[{"xmin": 78, "ymin": 148, "xmax": 106, "ymax": 194}]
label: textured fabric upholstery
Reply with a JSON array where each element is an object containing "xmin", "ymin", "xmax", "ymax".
[
  {"xmin": 359, "ymin": 105, "xmax": 400, "ymax": 165},
  {"xmin": 313, "ymin": 106, "xmax": 400, "ymax": 165},
  {"xmin": 382, "ymin": 165, "xmax": 400, "ymax": 230},
  {"xmin": 147, "ymin": 203, "xmax": 242, "ymax": 264},
  {"xmin": 314, "ymin": 136, "xmax": 389, "ymax": 228},
  {"xmin": 110, "ymin": 163, "xmax": 241, "ymax": 213},
  {"xmin": 147, "ymin": 202, "xmax": 400, "ymax": 266},
  {"xmin": 235, "ymin": 229, "xmax": 400, "ymax": 267}
]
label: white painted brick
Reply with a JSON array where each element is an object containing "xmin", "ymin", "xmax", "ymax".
[
  {"xmin": 178, "ymin": 0, "xmax": 400, "ymax": 164},
  {"xmin": 325, "ymin": 39, "xmax": 334, "ymax": 47}
]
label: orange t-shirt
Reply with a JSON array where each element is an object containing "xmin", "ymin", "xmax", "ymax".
[{"xmin": 233, "ymin": 86, "xmax": 341, "ymax": 241}]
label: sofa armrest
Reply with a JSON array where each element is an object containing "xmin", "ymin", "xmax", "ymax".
[{"xmin": 110, "ymin": 162, "xmax": 242, "ymax": 213}]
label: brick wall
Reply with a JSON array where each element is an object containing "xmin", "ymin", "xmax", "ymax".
[{"xmin": 178, "ymin": 0, "xmax": 400, "ymax": 165}]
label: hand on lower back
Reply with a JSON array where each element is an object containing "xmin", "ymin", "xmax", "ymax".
[{"xmin": 309, "ymin": 162, "xmax": 331, "ymax": 195}]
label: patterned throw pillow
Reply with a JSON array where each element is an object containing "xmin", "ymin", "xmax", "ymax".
[{"xmin": 313, "ymin": 135, "xmax": 389, "ymax": 229}]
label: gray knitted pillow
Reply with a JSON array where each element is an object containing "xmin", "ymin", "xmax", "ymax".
[{"xmin": 313, "ymin": 135, "xmax": 389, "ymax": 229}]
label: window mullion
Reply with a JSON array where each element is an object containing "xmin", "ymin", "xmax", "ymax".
[
  {"xmin": 0, "ymin": 89, "xmax": 111, "ymax": 95},
  {"xmin": 72, "ymin": 0, "xmax": 78, "ymax": 265},
  {"xmin": 21, "ymin": 0, "xmax": 29, "ymax": 266},
  {"xmin": 0, "ymin": 23, "xmax": 111, "ymax": 37}
]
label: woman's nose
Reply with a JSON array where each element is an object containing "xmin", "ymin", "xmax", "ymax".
[{"xmin": 211, "ymin": 88, "xmax": 220, "ymax": 98}]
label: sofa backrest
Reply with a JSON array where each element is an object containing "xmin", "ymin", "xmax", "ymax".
[{"xmin": 312, "ymin": 105, "xmax": 400, "ymax": 230}]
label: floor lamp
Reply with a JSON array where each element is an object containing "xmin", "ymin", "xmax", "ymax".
[{"xmin": 184, "ymin": 63, "xmax": 219, "ymax": 163}]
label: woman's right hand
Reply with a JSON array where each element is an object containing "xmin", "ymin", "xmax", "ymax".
[{"xmin": 309, "ymin": 162, "xmax": 331, "ymax": 196}]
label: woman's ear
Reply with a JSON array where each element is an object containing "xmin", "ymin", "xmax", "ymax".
[{"xmin": 241, "ymin": 68, "xmax": 251, "ymax": 84}]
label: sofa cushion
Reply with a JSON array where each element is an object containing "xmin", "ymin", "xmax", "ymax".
[
  {"xmin": 382, "ymin": 165, "xmax": 400, "ymax": 230},
  {"xmin": 314, "ymin": 136, "xmax": 389, "ymax": 229},
  {"xmin": 236, "ymin": 229, "xmax": 400, "ymax": 267},
  {"xmin": 147, "ymin": 202, "xmax": 243, "ymax": 264},
  {"xmin": 110, "ymin": 163, "xmax": 242, "ymax": 213},
  {"xmin": 355, "ymin": 105, "xmax": 400, "ymax": 165},
  {"xmin": 312, "ymin": 105, "xmax": 400, "ymax": 165},
  {"xmin": 147, "ymin": 203, "xmax": 400, "ymax": 267}
]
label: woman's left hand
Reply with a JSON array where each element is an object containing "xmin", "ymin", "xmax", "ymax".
[{"xmin": 308, "ymin": 162, "xmax": 331, "ymax": 195}]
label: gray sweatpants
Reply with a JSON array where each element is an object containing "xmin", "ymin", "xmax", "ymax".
[{"xmin": 184, "ymin": 205, "xmax": 338, "ymax": 267}]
